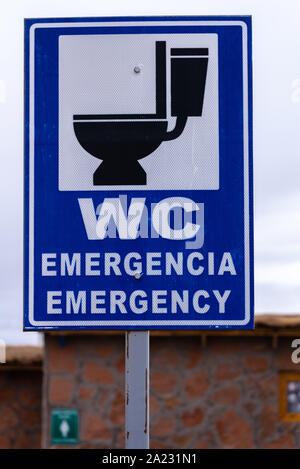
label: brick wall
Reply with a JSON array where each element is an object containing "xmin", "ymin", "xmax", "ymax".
[
  {"xmin": 43, "ymin": 334, "xmax": 300, "ymax": 449},
  {"xmin": 0, "ymin": 370, "xmax": 42, "ymax": 448}
]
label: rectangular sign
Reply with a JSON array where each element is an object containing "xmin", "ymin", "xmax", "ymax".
[
  {"xmin": 51, "ymin": 409, "xmax": 78, "ymax": 445},
  {"xmin": 24, "ymin": 16, "xmax": 253, "ymax": 330}
]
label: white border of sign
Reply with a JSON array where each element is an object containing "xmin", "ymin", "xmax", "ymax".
[{"xmin": 28, "ymin": 20, "xmax": 250, "ymax": 327}]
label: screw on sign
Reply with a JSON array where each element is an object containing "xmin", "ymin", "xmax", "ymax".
[{"xmin": 25, "ymin": 17, "xmax": 253, "ymax": 449}]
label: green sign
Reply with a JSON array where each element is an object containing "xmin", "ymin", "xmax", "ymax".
[{"xmin": 51, "ymin": 409, "xmax": 78, "ymax": 445}]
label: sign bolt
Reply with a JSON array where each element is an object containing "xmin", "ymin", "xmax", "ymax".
[
  {"xmin": 134, "ymin": 272, "xmax": 142, "ymax": 280},
  {"xmin": 134, "ymin": 65, "xmax": 142, "ymax": 74}
]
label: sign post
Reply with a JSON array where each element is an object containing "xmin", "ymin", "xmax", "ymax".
[
  {"xmin": 125, "ymin": 331, "xmax": 149, "ymax": 449},
  {"xmin": 24, "ymin": 16, "xmax": 253, "ymax": 448}
]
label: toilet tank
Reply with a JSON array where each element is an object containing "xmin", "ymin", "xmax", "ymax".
[{"xmin": 171, "ymin": 48, "xmax": 209, "ymax": 117}]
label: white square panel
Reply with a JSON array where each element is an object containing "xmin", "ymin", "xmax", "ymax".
[{"xmin": 59, "ymin": 33, "xmax": 219, "ymax": 191}]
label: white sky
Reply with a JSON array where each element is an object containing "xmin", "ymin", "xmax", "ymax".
[{"xmin": 0, "ymin": 0, "xmax": 300, "ymax": 344}]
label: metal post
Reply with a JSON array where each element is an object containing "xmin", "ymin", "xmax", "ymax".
[{"xmin": 125, "ymin": 331, "xmax": 149, "ymax": 449}]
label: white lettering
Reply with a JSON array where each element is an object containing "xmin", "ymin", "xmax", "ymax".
[
  {"xmin": 187, "ymin": 252, "xmax": 204, "ymax": 275},
  {"xmin": 85, "ymin": 253, "xmax": 100, "ymax": 276},
  {"xmin": 124, "ymin": 253, "xmax": 142, "ymax": 276},
  {"xmin": 78, "ymin": 198, "xmax": 98, "ymax": 240},
  {"xmin": 42, "ymin": 254, "xmax": 57, "ymax": 276},
  {"xmin": 47, "ymin": 291, "xmax": 62, "ymax": 314},
  {"xmin": 104, "ymin": 253, "xmax": 121, "ymax": 276},
  {"xmin": 152, "ymin": 290, "xmax": 167, "ymax": 313},
  {"xmin": 96, "ymin": 198, "xmax": 146, "ymax": 239},
  {"xmin": 146, "ymin": 253, "xmax": 162, "ymax": 275},
  {"xmin": 61, "ymin": 253, "xmax": 81, "ymax": 276},
  {"xmin": 66, "ymin": 291, "xmax": 86, "ymax": 314},
  {"xmin": 110, "ymin": 291, "xmax": 127, "ymax": 314},
  {"xmin": 208, "ymin": 252, "xmax": 214, "ymax": 275},
  {"xmin": 218, "ymin": 253, "xmax": 237, "ymax": 275},
  {"xmin": 166, "ymin": 252, "xmax": 183, "ymax": 275},
  {"xmin": 130, "ymin": 290, "xmax": 147, "ymax": 314},
  {"xmin": 171, "ymin": 290, "xmax": 188, "ymax": 313},
  {"xmin": 193, "ymin": 290, "xmax": 210, "ymax": 314},
  {"xmin": 91, "ymin": 291, "xmax": 106, "ymax": 314},
  {"xmin": 213, "ymin": 290, "xmax": 231, "ymax": 313},
  {"xmin": 152, "ymin": 197, "xmax": 201, "ymax": 240}
]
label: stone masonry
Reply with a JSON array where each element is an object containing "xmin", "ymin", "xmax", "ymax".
[
  {"xmin": 0, "ymin": 370, "xmax": 42, "ymax": 448},
  {"xmin": 43, "ymin": 333, "xmax": 300, "ymax": 449}
]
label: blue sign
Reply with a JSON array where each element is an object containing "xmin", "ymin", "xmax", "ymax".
[{"xmin": 24, "ymin": 16, "xmax": 253, "ymax": 330}]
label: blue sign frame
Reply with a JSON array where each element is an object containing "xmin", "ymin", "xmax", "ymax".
[{"xmin": 24, "ymin": 16, "xmax": 253, "ymax": 330}]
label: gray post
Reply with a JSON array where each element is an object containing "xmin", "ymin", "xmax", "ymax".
[{"xmin": 125, "ymin": 331, "xmax": 149, "ymax": 449}]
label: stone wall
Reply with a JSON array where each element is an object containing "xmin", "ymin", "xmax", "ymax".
[
  {"xmin": 43, "ymin": 333, "xmax": 300, "ymax": 449},
  {"xmin": 0, "ymin": 369, "xmax": 42, "ymax": 448}
]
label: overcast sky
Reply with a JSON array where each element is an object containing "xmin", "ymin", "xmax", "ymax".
[{"xmin": 0, "ymin": 0, "xmax": 300, "ymax": 344}]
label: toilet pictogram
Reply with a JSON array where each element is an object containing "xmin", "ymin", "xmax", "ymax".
[{"xmin": 73, "ymin": 42, "xmax": 209, "ymax": 185}]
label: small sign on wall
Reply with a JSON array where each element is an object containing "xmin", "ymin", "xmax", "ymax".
[{"xmin": 51, "ymin": 409, "xmax": 78, "ymax": 445}]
